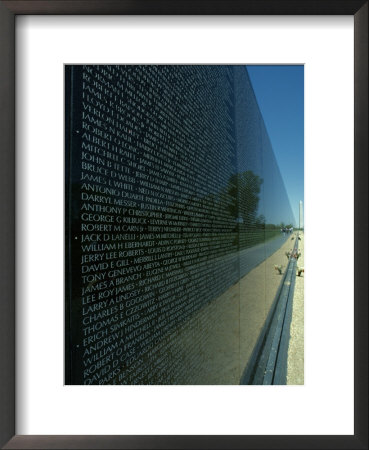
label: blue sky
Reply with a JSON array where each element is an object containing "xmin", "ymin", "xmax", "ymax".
[{"xmin": 246, "ymin": 65, "xmax": 304, "ymax": 226}]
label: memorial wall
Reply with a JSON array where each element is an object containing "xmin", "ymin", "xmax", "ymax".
[{"xmin": 65, "ymin": 65, "xmax": 295, "ymax": 385}]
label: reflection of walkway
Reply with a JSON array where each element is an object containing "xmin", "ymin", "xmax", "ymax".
[{"xmin": 239, "ymin": 234, "xmax": 289, "ymax": 278}]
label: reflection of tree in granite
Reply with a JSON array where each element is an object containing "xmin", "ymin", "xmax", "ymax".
[
  {"xmin": 233, "ymin": 170, "xmax": 263, "ymax": 227},
  {"xmin": 255, "ymin": 214, "xmax": 266, "ymax": 229},
  {"xmin": 223, "ymin": 170, "xmax": 264, "ymax": 248}
]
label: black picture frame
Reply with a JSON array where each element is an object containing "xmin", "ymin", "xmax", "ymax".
[{"xmin": 0, "ymin": 1, "xmax": 367, "ymax": 449}]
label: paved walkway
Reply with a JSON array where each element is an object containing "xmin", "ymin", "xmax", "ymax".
[{"xmin": 287, "ymin": 231, "xmax": 304, "ymax": 384}]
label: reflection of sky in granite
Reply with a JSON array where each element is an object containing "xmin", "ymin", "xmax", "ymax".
[
  {"xmin": 247, "ymin": 66, "xmax": 304, "ymax": 226},
  {"xmin": 235, "ymin": 67, "xmax": 295, "ymax": 227}
]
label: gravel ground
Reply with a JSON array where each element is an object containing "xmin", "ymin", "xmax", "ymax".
[{"xmin": 287, "ymin": 231, "xmax": 304, "ymax": 384}]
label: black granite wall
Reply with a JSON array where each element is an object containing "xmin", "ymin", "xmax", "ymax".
[{"xmin": 65, "ymin": 65, "xmax": 295, "ymax": 385}]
